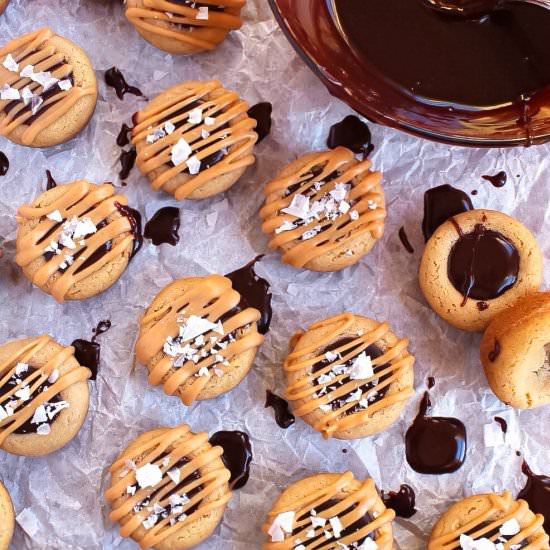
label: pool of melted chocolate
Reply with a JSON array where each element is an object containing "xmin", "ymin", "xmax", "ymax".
[{"xmin": 331, "ymin": 0, "xmax": 550, "ymax": 108}]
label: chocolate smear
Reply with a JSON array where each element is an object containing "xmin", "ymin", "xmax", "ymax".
[
  {"xmin": 382, "ymin": 484, "xmax": 417, "ymax": 518},
  {"xmin": 398, "ymin": 226, "xmax": 414, "ymax": 254},
  {"xmin": 327, "ymin": 115, "xmax": 373, "ymax": 157},
  {"xmin": 265, "ymin": 390, "xmax": 295, "ymax": 429},
  {"xmin": 494, "ymin": 416, "xmax": 508, "ymax": 434},
  {"xmin": 71, "ymin": 320, "xmax": 112, "ymax": 380},
  {"xmin": 116, "ymin": 123, "xmax": 133, "ymax": 147},
  {"xmin": 119, "ymin": 147, "xmax": 137, "ymax": 180},
  {"xmin": 518, "ymin": 461, "xmax": 550, "ymax": 533},
  {"xmin": 144, "ymin": 206, "xmax": 180, "ymax": 246},
  {"xmin": 115, "ymin": 202, "xmax": 143, "ymax": 258},
  {"xmin": 248, "ymin": 102, "xmax": 272, "ymax": 143},
  {"xmin": 0, "ymin": 152, "xmax": 9, "ymax": 176},
  {"xmin": 45, "ymin": 169, "xmax": 57, "ymax": 190},
  {"xmin": 105, "ymin": 67, "xmax": 145, "ymax": 100},
  {"xmin": 209, "ymin": 430, "xmax": 252, "ymax": 490},
  {"xmin": 482, "ymin": 171, "xmax": 507, "ymax": 188}
]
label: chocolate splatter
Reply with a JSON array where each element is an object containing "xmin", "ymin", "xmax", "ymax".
[
  {"xmin": 0, "ymin": 152, "xmax": 9, "ymax": 176},
  {"xmin": 477, "ymin": 301, "xmax": 489, "ymax": 311},
  {"xmin": 427, "ymin": 376, "xmax": 436, "ymax": 389},
  {"xmin": 45, "ymin": 169, "xmax": 57, "ymax": 190},
  {"xmin": 115, "ymin": 202, "xmax": 143, "ymax": 258},
  {"xmin": 105, "ymin": 67, "xmax": 145, "ymax": 100},
  {"xmin": 398, "ymin": 226, "xmax": 414, "ymax": 254},
  {"xmin": 381, "ymin": 484, "xmax": 417, "ymax": 518},
  {"xmin": 248, "ymin": 102, "xmax": 272, "ymax": 143},
  {"xmin": 144, "ymin": 207, "xmax": 181, "ymax": 246},
  {"xmin": 209, "ymin": 431, "xmax": 252, "ymax": 490},
  {"xmin": 265, "ymin": 390, "xmax": 295, "ymax": 429},
  {"xmin": 518, "ymin": 461, "xmax": 550, "ymax": 533},
  {"xmin": 494, "ymin": 416, "xmax": 508, "ymax": 434},
  {"xmin": 327, "ymin": 115, "xmax": 373, "ymax": 157},
  {"xmin": 71, "ymin": 319, "xmax": 113, "ymax": 380},
  {"xmin": 119, "ymin": 147, "xmax": 137, "ymax": 180},
  {"xmin": 482, "ymin": 171, "xmax": 507, "ymax": 188},
  {"xmin": 117, "ymin": 123, "xmax": 133, "ymax": 147}
]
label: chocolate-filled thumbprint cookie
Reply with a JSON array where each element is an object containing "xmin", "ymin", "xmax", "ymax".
[
  {"xmin": 0, "ymin": 0, "xmax": 9, "ymax": 15},
  {"xmin": 15, "ymin": 180, "xmax": 141, "ymax": 303},
  {"xmin": 0, "ymin": 28, "xmax": 97, "ymax": 147},
  {"xmin": 0, "ymin": 481, "xmax": 14, "ymax": 550},
  {"xmin": 419, "ymin": 209, "xmax": 542, "ymax": 332},
  {"xmin": 0, "ymin": 335, "xmax": 91, "ymax": 456},
  {"xmin": 481, "ymin": 292, "xmax": 550, "ymax": 409},
  {"xmin": 260, "ymin": 147, "xmax": 386, "ymax": 272},
  {"xmin": 284, "ymin": 313, "xmax": 414, "ymax": 440},
  {"xmin": 135, "ymin": 274, "xmax": 264, "ymax": 406},
  {"xmin": 262, "ymin": 472, "xmax": 395, "ymax": 549},
  {"xmin": 428, "ymin": 491, "xmax": 549, "ymax": 549},
  {"xmin": 132, "ymin": 80, "xmax": 257, "ymax": 200},
  {"xmin": 125, "ymin": 0, "xmax": 245, "ymax": 55},
  {"xmin": 105, "ymin": 424, "xmax": 231, "ymax": 550}
]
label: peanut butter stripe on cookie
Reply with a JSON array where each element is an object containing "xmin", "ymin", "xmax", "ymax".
[
  {"xmin": 0, "ymin": 28, "xmax": 96, "ymax": 146},
  {"xmin": 132, "ymin": 80, "xmax": 257, "ymax": 200},
  {"xmin": 285, "ymin": 313, "xmax": 414, "ymax": 439},
  {"xmin": 106, "ymin": 425, "xmax": 231, "ymax": 550},
  {"xmin": 0, "ymin": 335, "xmax": 90, "ymax": 444},
  {"xmin": 260, "ymin": 147, "xmax": 386, "ymax": 269}
]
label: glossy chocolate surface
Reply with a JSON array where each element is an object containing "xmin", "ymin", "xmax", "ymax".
[
  {"xmin": 247, "ymin": 102, "xmax": 272, "ymax": 143},
  {"xmin": 381, "ymin": 484, "xmax": 417, "ymax": 518},
  {"xmin": 482, "ymin": 171, "xmax": 507, "ymax": 188},
  {"xmin": 518, "ymin": 461, "xmax": 550, "ymax": 533},
  {"xmin": 209, "ymin": 430, "xmax": 252, "ymax": 490},
  {"xmin": 0, "ymin": 151, "xmax": 8, "ymax": 176},
  {"xmin": 105, "ymin": 67, "xmax": 145, "ymax": 100},
  {"xmin": 405, "ymin": 392, "xmax": 467, "ymax": 474},
  {"xmin": 144, "ymin": 206, "xmax": 180, "ymax": 246},
  {"xmin": 448, "ymin": 225, "xmax": 519, "ymax": 302},
  {"xmin": 327, "ymin": 115, "xmax": 373, "ymax": 156},
  {"xmin": 265, "ymin": 390, "xmax": 295, "ymax": 429}
]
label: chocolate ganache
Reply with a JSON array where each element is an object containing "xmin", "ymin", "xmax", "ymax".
[
  {"xmin": 331, "ymin": 0, "xmax": 550, "ymax": 109},
  {"xmin": 447, "ymin": 224, "xmax": 519, "ymax": 302}
]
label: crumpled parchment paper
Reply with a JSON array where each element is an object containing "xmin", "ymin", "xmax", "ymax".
[{"xmin": 0, "ymin": 1, "xmax": 549, "ymax": 548}]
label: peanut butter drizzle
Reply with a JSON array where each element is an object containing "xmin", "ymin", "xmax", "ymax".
[
  {"xmin": 132, "ymin": 80, "xmax": 257, "ymax": 200},
  {"xmin": 0, "ymin": 335, "xmax": 90, "ymax": 446},
  {"xmin": 15, "ymin": 180, "xmax": 135, "ymax": 304},
  {"xmin": 263, "ymin": 472, "xmax": 395, "ymax": 549},
  {"xmin": 136, "ymin": 275, "xmax": 264, "ymax": 405},
  {"xmin": 106, "ymin": 424, "xmax": 231, "ymax": 550},
  {"xmin": 429, "ymin": 491, "xmax": 549, "ymax": 549},
  {"xmin": 126, "ymin": 0, "xmax": 244, "ymax": 51},
  {"xmin": 285, "ymin": 313, "xmax": 414, "ymax": 439},
  {"xmin": 260, "ymin": 148, "xmax": 386, "ymax": 269},
  {"xmin": 0, "ymin": 28, "xmax": 96, "ymax": 146}
]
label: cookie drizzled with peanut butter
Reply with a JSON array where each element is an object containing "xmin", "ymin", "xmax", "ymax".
[
  {"xmin": 132, "ymin": 80, "xmax": 257, "ymax": 200},
  {"xmin": 260, "ymin": 147, "xmax": 386, "ymax": 269},
  {"xmin": 106, "ymin": 424, "xmax": 231, "ymax": 550},
  {"xmin": 0, "ymin": 28, "xmax": 96, "ymax": 146},
  {"xmin": 136, "ymin": 275, "xmax": 264, "ymax": 405}
]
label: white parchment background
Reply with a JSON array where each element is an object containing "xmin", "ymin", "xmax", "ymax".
[{"xmin": 0, "ymin": 1, "xmax": 549, "ymax": 548}]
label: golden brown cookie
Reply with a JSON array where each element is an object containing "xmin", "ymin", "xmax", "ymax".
[
  {"xmin": 428, "ymin": 491, "xmax": 549, "ymax": 549},
  {"xmin": 15, "ymin": 180, "xmax": 141, "ymax": 303},
  {"xmin": 105, "ymin": 424, "xmax": 231, "ymax": 550},
  {"xmin": 132, "ymin": 80, "xmax": 257, "ymax": 200},
  {"xmin": 260, "ymin": 147, "xmax": 386, "ymax": 272},
  {"xmin": 0, "ymin": 28, "xmax": 97, "ymax": 147},
  {"xmin": 262, "ymin": 471, "xmax": 395, "ymax": 549},
  {"xmin": 0, "ymin": 335, "xmax": 91, "ymax": 457},
  {"xmin": 136, "ymin": 274, "xmax": 264, "ymax": 406},
  {"xmin": 0, "ymin": 480, "xmax": 14, "ymax": 550},
  {"xmin": 125, "ymin": 0, "xmax": 245, "ymax": 55},
  {"xmin": 0, "ymin": 0, "xmax": 9, "ymax": 16},
  {"xmin": 284, "ymin": 313, "xmax": 415, "ymax": 440},
  {"xmin": 419, "ymin": 209, "xmax": 542, "ymax": 332},
  {"xmin": 480, "ymin": 291, "xmax": 550, "ymax": 409}
]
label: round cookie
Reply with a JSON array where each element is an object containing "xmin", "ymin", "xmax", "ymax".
[
  {"xmin": 419, "ymin": 209, "xmax": 542, "ymax": 332},
  {"xmin": 428, "ymin": 491, "xmax": 549, "ymax": 549},
  {"xmin": 15, "ymin": 180, "xmax": 141, "ymax": 303},
  {"xmin": 105, "ymin": 424, "xmax": 231, "ymax": 550},
  {"xmin": 262, "ymin": 471, "xmax": 395, "ymax": 549},
  {"xmin": 284, "ymin": 312, "xmax": 415, "ymax": 440},
  {"xmin": 136, "ymin": 274, "xmax": 264, "ymax": 406},
  {"xmin": 481, "ymin": 291, "xmax": 550, "ymax": 409},
  {"xmin": 0, "ymin": 27, "xmax": 97, "ymax": 147},
  {"xmin": 0, "ymin": 335, "xmax": 91, "ymax": 456},
  {"xmin": 0, "ymin": 0, "xmax": 9, "ymax": 16},
  {"xmin": 125, "ymin": 0, "xmax": 245, "ymax": 55},
  {"xmin": 132, "ymin": 80, "xmax": 257, "ymax": 200},
  {"xmin": 260, "ymin": 147, "xmax": 386, "ymax": 272},
  {"xmin": 0, "ymin": 481, "xmax": 14, "ymax": 550}
]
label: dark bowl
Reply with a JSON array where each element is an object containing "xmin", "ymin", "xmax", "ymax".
[{"xmin": 268, "ymin": 0, "xmax": 550, "ymax": 147}]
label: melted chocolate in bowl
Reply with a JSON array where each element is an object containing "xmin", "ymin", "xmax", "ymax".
[
  {"xmin": 332, "ymin": 0, "xmax": 550, "ymax": 108},
  {"xmin": 268, "ymin": 0, "xmax": 550, "ymax": 145}
]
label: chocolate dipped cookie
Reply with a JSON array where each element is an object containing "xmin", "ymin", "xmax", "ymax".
[
  {"xmin": 284, "ymin": 313, "xmax": 415, "ymax": 440},
  {"xmin": 136, "ymin": 274, "xmax": 264, "ymax": 406},
  {"xmin": 15, "ymin": 180, "xmax": 141, "ymax": 303},
  {"xmin": 0, "ymin": 480, "xmax": 14, "ymax": 550},
  {"xmin": 263, "ymin": 471, "xmax": 395, "ymax": 549},
  {"xmin": 428, "ymin": 491, "xmax": 549, "ymax": 549},
  {"xmin": 419, "ymin": 209, "xmax": 543, "ymax": 332},
  {"xmin": 132, "ymin": 80, "xmax": 257, "ymax": 200},
  {"xmin": 0, "ymin": 335, "xmax": 91, "ymax": 456},
  {"xmin": 105, "ymin": 424, "xmax": 231, "ymax": 550},
  {"xmin": 125, "ymin": 0, "xmax": 245, "ymax": 55},
  {"xmin": 0, "ymin": 28, "xmax": 97, "ymax": 147},
  {"xmin": 481, "ymin": 292, "xmax": 550, "ymax": 409},
  {"xmin": 260, "ymin": 147, "xmax": 386, "ymax": 272}
]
